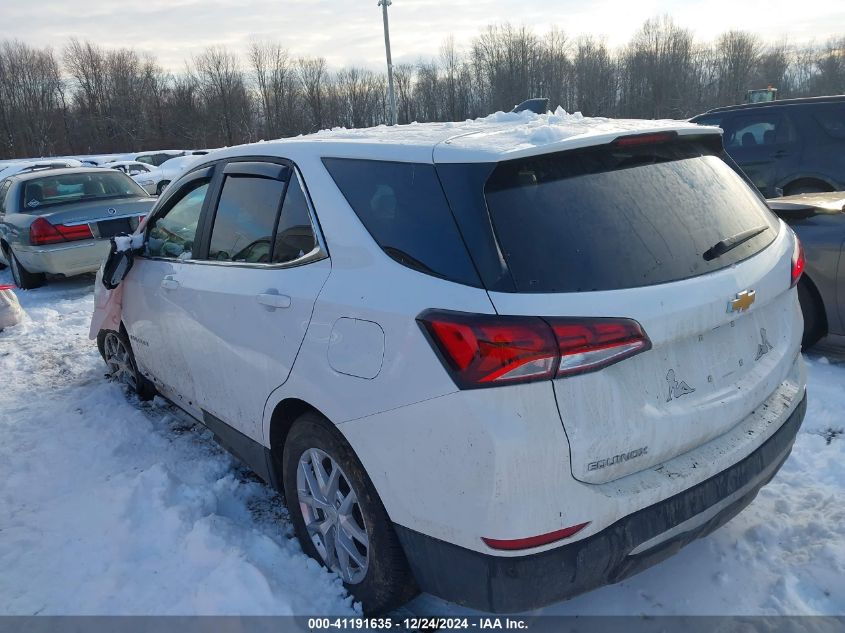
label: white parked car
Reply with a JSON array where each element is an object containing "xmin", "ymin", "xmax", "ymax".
[
  {"xmin": 132, "ymin": 155, "xmax": 199, "ymax": 196},
  {"xmin": 0, "ymin": 158, "xmax": 83, "ymax": 179},
  {"xmin": 132, "ymin": 150, "xmax": 186, "ymax": 167},
  {"xmin": 105, "ymin": 160, "xmax": 160, "ymax": 195},
  {"xmin": 95, "ymin": 115, "xmax": 808, "ymax": 614}
]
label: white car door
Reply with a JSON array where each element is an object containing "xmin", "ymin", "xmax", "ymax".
[
  {"xmin": 122, "ymin": 169, "xmax": 214, "ymax": 409},
  {"xmin": 173, "ymin": 160, "xmax": 330, "ymax": 442}
]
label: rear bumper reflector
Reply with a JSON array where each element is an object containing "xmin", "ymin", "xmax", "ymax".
[{"xmin": 482, "ymin": 522, "xmax": 590, "ymax": 551}]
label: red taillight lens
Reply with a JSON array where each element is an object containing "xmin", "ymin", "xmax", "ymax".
[
  {"xmin": 30, "ymin": 217, "xmax": 64, "ymax": 245},
  {"xmin": 549, "ymin": 318, "xmax": 651, "ymax": 377},
  {"xmin": 418, "ymin": 311, "xmax": 651, "ymax": 389},
  {"xmin": 613, "ymin": 131, "xmax": 677, "ymax": 147},
  {"xmin": 421, "ymin": 311, "xmax": 558, "ymax": 388},
  {"xmin": 30, "ymin": 217, "xmax": 93, "ymax": 245},
  {"xmin": 791, "ymin": 235, "xmax": 805, "ymax": 288}
]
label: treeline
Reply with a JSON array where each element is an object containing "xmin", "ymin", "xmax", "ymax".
[{"xmin": 1, "ymin": 17, "xmax": 844, "ymax": 160}]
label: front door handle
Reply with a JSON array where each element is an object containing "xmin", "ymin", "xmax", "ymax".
[
  {"xmin": 161, "ymin": 276, "xmax": 180, "ymax": 290},
  {"xmin": 257, "ymin": 292, "xmax": 291, "ymax": 310}
]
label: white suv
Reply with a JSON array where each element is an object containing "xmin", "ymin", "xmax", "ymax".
[{"xmin": 95, "ymin": 114, "xmax": 808, "ymax": 614}]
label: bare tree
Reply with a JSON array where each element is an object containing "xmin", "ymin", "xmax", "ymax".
[
  {"xmin": 191, "ymin": 46, "xmax": 253, "ymax": 146},
  {"xmin": 715, "ymin": 31, "xmax": 762, "ymax": 106},
  {"xmin": 0, "ymin": 20, "xmax": 843, "ymax": 160},
  {"xmin": 298, "ymin": 56, "xmax": 328, "ymax": 131}
]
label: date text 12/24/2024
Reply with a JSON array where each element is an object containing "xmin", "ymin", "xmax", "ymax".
[{"xmin": 307, "ymin": 618, "xmax": 529, "ymax": 630}]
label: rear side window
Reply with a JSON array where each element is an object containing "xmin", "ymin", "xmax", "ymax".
[
  {"xmin": 484, "ymin": 141, "xmax": 779, "ymax": 293},
  {"xmin": 274, "ymin": 176, "xmax": 317, "ymax": 263},
  {"xmin": 813, "ymin": 105, "xmax": 845, "ymax": 139},
  {"xmin": 323, "ymin": 158, "xmax": 480, "ymax": 287},
  {"xmin": 208, "ymin": 176, "xmax": 285, "ymax": 263},
  {"xmin": 0, "ymin": 180, "xmax": 10, "ymax": 213}
]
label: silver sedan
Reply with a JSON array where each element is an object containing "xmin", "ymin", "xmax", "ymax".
[{"xmin": 0, "ymin": 168, "xmax": 155, "ymax": 289}]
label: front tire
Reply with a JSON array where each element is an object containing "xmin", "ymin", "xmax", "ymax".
[
  {"xmin": 98, "ymin": 329, "xmax": 156, "ymax": 400},
  {"xmin": 156, "ymin": 180, "xmax": 170, "ymax": 196},
  {"xmin": 282, "ymin": 412, "xmax": 417, "ymax": 613},
  {"xmin": 8, "ymin": 248, "xmax": 45, "ymax": 290}
]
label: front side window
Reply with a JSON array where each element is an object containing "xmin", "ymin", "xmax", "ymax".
[
  {"xmin": 22, "ymin": 172, "xmax": 147, "ymax": 209},
  {"xmin": 145, "ymin": 181, "xmax": 209, "ymax": 259},
  {"xmin": 208, "ymin": 176, "xmax": 285, "ymax": 263}
]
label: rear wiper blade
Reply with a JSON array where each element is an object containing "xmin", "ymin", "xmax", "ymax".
[{"xmin": 703, "ymin": 225, "xmax": 769, "ymax": 261}]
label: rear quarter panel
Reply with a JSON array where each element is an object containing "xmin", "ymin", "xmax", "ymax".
[{"xmin": 788, "ymin": 214, "xmax": 845, "ymax": 335}]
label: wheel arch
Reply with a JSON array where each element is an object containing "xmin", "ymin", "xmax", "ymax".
[
  {"xmin": 782, "ymin": 176, "xmax": 837, "ymax": 195},
  {"xmin": 799, "ymin": 272, "xmax": 829, "ymax": 337},
  {"xmin": 266, "ymin": 398, "xmax": 331, "ymax": 491}
]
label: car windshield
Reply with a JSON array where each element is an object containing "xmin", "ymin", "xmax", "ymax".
[
  {"xmin": 22, "ymin": 172, "xmax": 147, "ymax": 209},
  {"xmin": 483, "ymin": 138, "xmax": 779, "ymax": 292}
]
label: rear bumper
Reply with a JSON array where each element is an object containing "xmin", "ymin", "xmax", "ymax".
[
  {"xmin": 15, "ymin": 240, "xmax": 110, "ymax": 276},
  {"xmin": 395, "ymin": 392, "xmax": 807, "ymax": 613}
]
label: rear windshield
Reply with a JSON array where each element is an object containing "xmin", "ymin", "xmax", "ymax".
[
  {"xmin": 22, "ymin": 172, "xmax": 147, "ymax": 210},
  {"xmin": 484, "ymin": 140, "xmax": 779, "ymax": 292}
]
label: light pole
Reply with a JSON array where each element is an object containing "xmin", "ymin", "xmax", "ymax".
[{"xmin": 378, "ymin": 0, "xmax": 398, "ymax": 126}]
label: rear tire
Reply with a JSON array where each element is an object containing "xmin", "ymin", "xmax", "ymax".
[
  {"xmin": 8, "ymin": 248, "xmax": 45, "ymax": 290},
  {"xmin": 156, "ymin": 180, "xmax": 170, "ymax": 196},
  {"xmin": 282, "ymin": 412, "xmax": 417, "ymax": 613},
  {"xmin": 98, "ymin": 329, "xmax": 157, "ymax": 401},
  {"xmin": 797, "ymin": 279, "xmax": 825, "ymax": 350}
]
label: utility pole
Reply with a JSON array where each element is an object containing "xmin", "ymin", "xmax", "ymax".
[{"xmin": 378, "ymin": 0, "xmax": 398, "ymax": 126}]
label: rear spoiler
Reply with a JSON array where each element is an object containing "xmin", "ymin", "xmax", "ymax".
[{"xmin": 767, "ymin": 198, "xmax": 845, "ymax": 219}]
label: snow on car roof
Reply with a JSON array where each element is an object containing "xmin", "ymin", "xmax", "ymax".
[{"xmin": 235, "ymin": 107, "xmax": 722, "ymax": 164}]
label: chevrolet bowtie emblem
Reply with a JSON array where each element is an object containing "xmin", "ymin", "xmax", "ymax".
[{"xmin": 728, "ymin": 290, "xmax": 756, "ymax": 313}]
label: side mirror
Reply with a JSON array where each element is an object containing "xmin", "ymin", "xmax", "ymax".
[{"xmin": 101, "ymin": 237, "xmax": 139, "ymax": 290}]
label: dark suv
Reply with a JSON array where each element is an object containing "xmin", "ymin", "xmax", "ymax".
[{"xmin": 691, "ymin": 95, "xmax": 845, "ymax": 198}]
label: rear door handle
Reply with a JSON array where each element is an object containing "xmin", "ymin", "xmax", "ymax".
[
  {"xmin": 257, "ymin": 292, "xmax": 292, "ymax": 309},
  {"xmin": 160, "ymin": 276, "xmax": 180, "ymax": 290}
]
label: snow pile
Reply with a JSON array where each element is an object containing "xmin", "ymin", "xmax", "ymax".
[
  {"xmin": 0, "ymin": 285, "xmax": 24, "ymax": 330},
  {"xmin": 0, "ymin": 269, "xmax": 842, "ymax": 615},
  {"xmin": 114, "ymin": 233, "xmax": 144, "ymax": 252},
  {"xmin": 0, "ymin": 273, "xmax": 354, "ymax": 615},
  {"xmin": 304, "ymin": 107, "xmax": 714, "ymax": 160}
]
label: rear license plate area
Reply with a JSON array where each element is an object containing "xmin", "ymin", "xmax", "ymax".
[{"xmin": 98, "ymin": 218, "xmax": 132, "ymax": 238}]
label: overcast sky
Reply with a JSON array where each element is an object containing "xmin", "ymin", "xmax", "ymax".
[{"xmin": 3, "ymin": 0, "xmax": 843, "ymax": 71}]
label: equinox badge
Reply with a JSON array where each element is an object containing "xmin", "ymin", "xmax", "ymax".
[{"xmin": 728, "ymin": 289, "xmax": 756, "ymax": 313}]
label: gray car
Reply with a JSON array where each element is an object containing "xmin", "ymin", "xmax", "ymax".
[
  {"xmin": 768, "ymin": 192, "xmax": 845, "ymax": 348},
  {"xmin": 0, "ymin": 168, "xmax": 154, "ymax": 289}
]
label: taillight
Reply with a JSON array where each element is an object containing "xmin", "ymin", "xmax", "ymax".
[
  {"xmin": 791, "ymin": 235, "xmax": 805, "ymax": 288},
  {"xmin": 30, "ymin": 217, "xmax": 93, "ymax": 246},
  {"xmin": 550, "ymin": 318, "xmax": 651, "ymax": 377},
  {"xmin": 418, "ymin": 311, "xmax": 651, "ymax": 389},
  {"xmin": 420, "ymin": 311, "xmax": 558, "ymax": 388}
]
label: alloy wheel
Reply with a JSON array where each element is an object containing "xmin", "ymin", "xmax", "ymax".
[
  {"xmin": 296, "ymin": 447, "xmax": 370, "ymax": 584},
  {"xmin": 103, "ymin": 333, "xmax": 138, "ymax": 391}
]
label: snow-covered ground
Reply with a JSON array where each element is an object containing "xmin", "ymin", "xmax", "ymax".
[{"xmin": 0, "ymin": 272, "xmax": 842, "ymax": 616}]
